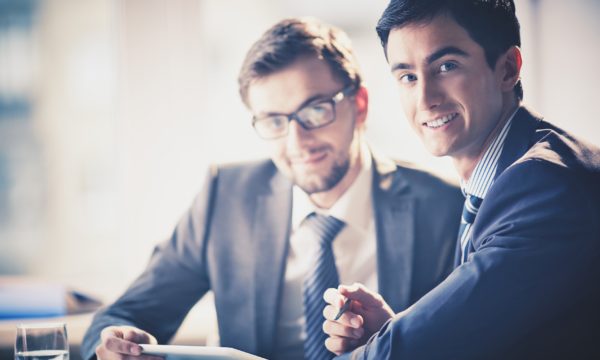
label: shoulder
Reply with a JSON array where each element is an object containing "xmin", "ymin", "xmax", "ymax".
[
  {"xmin": 521, "ymin": 120, "xmax": 600, "ymax": 173},
  {"xmin": 388, "ymin": 159, "xmax": 461, "ymax": 196},
  {"xmin": 397, "ymin": 159, "xmax": 458, "ymax": 184},
  {"xmin": 208, "ymin": 158, "xmax": 279, "ymax": 186},
  {"xmin": 373, "ymin": 157, "xmax": 463, "ymax": 215},
  {"xmin": 494, "ymin": 157, "xmax": 594, "ymax": 200},
  {"xmin": 477, "ymin": 113, "xmax": 600, "ymax": 234},
  {"xmin": 190, "ymin": 158, "xmax": 285, "ymax": 205},
  {"xmin": 492, "ymin": 115, "xmax": 600, "ymax": 207},
  {"xmin": 497, "ymin": 120, "xmax": 600, "ymax": 202},
  {"xmin": 478, "ymin": 155, "xmax": 600, "ymax": 241},
  {"xmin": 494, "ymin": 144, "xmax": 599, "ymax": 208}
]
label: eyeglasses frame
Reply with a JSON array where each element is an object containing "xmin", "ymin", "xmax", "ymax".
[{"xmin": 251, "ymin": 85, "xmax": 357, "ymax": 139}]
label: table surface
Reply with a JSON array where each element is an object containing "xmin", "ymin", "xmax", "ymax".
[
  {"xmin": 0, "ymin": 313, "xmax": 92, "ymax": 359},
  {"xmin": 1, "ymin": 301, "xmax": 214, "ymax": 359}
]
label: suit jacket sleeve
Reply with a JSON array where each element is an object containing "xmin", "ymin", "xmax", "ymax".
[
  {"xmin": 80, "ymin": 167, "xmax": 218, "ymax": 360},
  {"xmin": 339, "ymin": 159, "xmax": 600, "ymax": 359}
]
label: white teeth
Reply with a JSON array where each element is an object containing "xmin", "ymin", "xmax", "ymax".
[{"xmin": 425, "ymin": 113, "xmax": 457, "ymax": 128}]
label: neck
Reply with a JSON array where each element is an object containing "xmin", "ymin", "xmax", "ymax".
[
  {"xmin": 309, "ymin": 142, "xmax": 363, "ymax": 209},
  {"xmin": 454, "ymin": 97, "xmax": 520, "ymax": 181}
]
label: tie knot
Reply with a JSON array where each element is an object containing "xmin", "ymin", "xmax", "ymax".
[
  {"xmin": 462, "ymin": 194, "xmax": 483, "ymax": 224},
  {"xmin": 303, "ymin": 213, "xmax": 345, "ymax": 247},
  {"xmin": 467, "ymin": 194, "xmax": 483, "ymax": 208}
]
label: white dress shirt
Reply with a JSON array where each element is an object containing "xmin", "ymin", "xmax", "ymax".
[{"xmin": 273, "ymin": 145, "xmax": 378, "ymax": 359}]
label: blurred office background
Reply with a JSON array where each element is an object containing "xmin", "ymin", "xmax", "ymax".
[{"xmin": 1, "ymin": 0, "xmax": 599, "ymax": 340}]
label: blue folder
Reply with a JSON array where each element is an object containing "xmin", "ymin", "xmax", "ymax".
[{"xmin": 0, "ymin": 282, "xmax": 66, "ymax": 319}]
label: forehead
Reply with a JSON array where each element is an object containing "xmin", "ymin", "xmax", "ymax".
[
  {"xmin": 246, "ymin": 56, "xmax": 343, "ymax": 115},
  {"xmin": 386, "ymin": 14, "xmax": 483, "ymax": 66}
]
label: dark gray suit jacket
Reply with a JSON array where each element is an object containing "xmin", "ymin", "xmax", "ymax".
[{"xmin": 81, "ymin": 154, "xmax": 462, "ymax": 359}]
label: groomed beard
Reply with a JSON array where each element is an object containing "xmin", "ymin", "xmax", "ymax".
[{"xmin": 292, "ymin": 157, "xmax": 350, "ymax": 195}]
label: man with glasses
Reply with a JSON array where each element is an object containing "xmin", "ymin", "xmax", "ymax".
[{"xmin": 82, "ymin": 17, "xmax": 462, "ymax": 360}]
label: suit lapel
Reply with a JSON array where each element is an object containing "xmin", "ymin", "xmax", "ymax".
[
  {"xmin": 496, "ymin": 106, "xmax": 542, "ymax": 178},
  {"xmin": 252, "ymin": 170, "xmax": 292, "ymax": 357},
  {"xmin": 372, "ymin": 153, "xmax": 416, "ymax": 312}
]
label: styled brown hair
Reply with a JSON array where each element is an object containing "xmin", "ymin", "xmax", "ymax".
[{"xmin": 238, "ymin": 17, "xmax": 362, "ymax": 107}]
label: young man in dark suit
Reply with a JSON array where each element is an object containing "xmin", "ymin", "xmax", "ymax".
[
  {"xmin": 323, "ymin": 1, "xmax": 600, "ymax": 359},
  {"xmin": 82, "ymin": 17, "xmax": 462, "ymax": 360}
]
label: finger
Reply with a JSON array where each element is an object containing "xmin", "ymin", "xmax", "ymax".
[
  {"xmin": 123, "ymin": 328, "xmax": 156, "ymax": 345},
  {"xmin": 323, "ymin": 288, "xmax": 345, "ymax": 307},
  {"xmin": 101, "ymin": 326, "xmax": 125, "ymax": 340},
  {"xmin": 95, "ymin": 343, "xmax": 114, "ymax": 360},
  {"xmin": 97, "ymin": 343, "xmax": 138, "ymax": 360},
  {"xmin": 323, "ymin": 320, "xmax": 364, "ymax": 339},
  {"xmin": 104, "ymin": 335, "xmax": 143, "ymax": 356},
  {"xmin": 322, "ymin": 304, "xmax": 338, "ymax": 320},
  {"xmin": 323, "ymin": 305, "xmax": 363, "ymax": 328},
  {"xmin": 325, "ymin": 336, "xmax": 360, "ymax": 356},
  {"xmin": 338, "ymin": 283, "xmax": 385, "ymax": 308}
]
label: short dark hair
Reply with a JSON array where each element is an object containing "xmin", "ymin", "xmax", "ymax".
[
  {"xmin": 376, "ymin": 0, "xmax": 523, "ymax": 100},
  {"xmin": 238, "ymin": 17, "xmax": 362, "ymax": 107}
]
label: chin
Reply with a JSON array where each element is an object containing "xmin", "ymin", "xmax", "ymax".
[
  {"xmin": 295, "ymin": 177, "xmax": 329, "ymax": 194},
  {"xmin": 424, "ymin": 145, "xmax": 449, "ymax": 157},
  {"xmin": 294, "ymin": 165, "xmax": 347, "ymax": 194}
]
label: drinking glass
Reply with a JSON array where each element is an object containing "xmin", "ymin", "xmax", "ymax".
[{"xmin": 14, "ymin": 323, "xmax": 69, "ymax": 360}]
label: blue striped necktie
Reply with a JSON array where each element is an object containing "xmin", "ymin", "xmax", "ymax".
[
  {"xmin": 457, "ymin": 194, "xmax": 483, "ymax": 264},
  {"xmin": 302, "ymin": 213, "xmax": 345, "ymax": 360}
]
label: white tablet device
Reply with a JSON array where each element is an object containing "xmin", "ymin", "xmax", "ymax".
[{"xmin": 139, "ymin": 344, "xmax": 267, "ymax": 360}]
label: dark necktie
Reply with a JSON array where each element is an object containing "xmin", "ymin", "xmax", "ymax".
[
  {"xmin": 302, "ymin": 213, "xmax": 345, "ymax": 360},
  {"xmin": 455, "ymin": 194, "xmax": 483, "ymax": 265}
]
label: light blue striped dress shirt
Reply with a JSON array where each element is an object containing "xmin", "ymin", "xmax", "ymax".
[{"xmin": 459, "ymin": 108, "xmax": 519, "ymax": 261}]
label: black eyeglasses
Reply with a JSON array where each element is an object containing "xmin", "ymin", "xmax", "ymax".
[{"xmin": 252, "ymin": 85, "xmax": 356, "ymax": 139}]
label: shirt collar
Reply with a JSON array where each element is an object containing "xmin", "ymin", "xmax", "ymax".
[
  {"xmin": 292, "ymin": 142, "xmax": 373, "ymax": 231},
  {"xmin": 461, "ymin": 107, "xmax": 519, "ymax": 199}
]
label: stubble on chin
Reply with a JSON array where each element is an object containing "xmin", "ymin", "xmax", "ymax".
[{"xmin": 292, "ymin": 158, "xmax": 349, "ymax": 195}]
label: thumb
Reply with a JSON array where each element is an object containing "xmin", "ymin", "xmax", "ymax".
[{"xmin": 338, "ymin": 283, "xmax": 385, "ymax": 308}]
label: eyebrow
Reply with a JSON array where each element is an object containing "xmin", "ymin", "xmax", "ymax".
[
  {"xmin": 261, "ymin": 92, "xmax": 333, "ymax": 117},
  {"xmin": 391, "ymin": 46, "xmax": 469, "ymax": 72}
]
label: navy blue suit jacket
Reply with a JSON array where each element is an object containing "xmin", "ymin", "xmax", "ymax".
[
  {"xmin": 338, "ymin": 107, "xmax": 600, "ymax": 359},
  {"xmin": 81, "ymin": 154, "xmax": 463, "ymax": 360}
]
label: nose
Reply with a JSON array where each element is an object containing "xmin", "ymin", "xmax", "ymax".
[
  {"xmin": 416, "ymin": 77, "xmax": 442, "ymax": 111},
  {"xmin": 286, "ymin": 119, "xmax": 312, "ymax": 149}
]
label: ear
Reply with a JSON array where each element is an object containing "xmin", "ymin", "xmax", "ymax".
[
  {"xmin": 353, "ymin": 85, "xmax": 369, "ymax": 128},
  {"xmin": 498, "ymin": 46, "xmax": 522, "ymax": 93}
]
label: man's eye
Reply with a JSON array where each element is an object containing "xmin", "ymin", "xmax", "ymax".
[
  {"xmin": 306, "ymin": 103, "xmax": 329, "ymax": 116},
  {"xmin": 439, "ymin": 62, "xmax": 457, "ymax": 72},
  {"xmin": 265, "ymin": 116, "xmax": 286, "ymax": 130},
  {"xmin": 399, "ymin": 73, "xmax": 417, "ymax": 83},
  {"xmin": 272, "ymin": 117, "xmax": 287, "ymax": 128},
  {"xmin": 298, "ymin": 102, "xmax": 333, "ymax": 127}
]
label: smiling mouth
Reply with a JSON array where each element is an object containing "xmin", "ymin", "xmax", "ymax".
[
  {"xmin": 290, "ymin": 147, "xmax": 328, "ymax": 165},
  {"xmin": 423, "ymin": 113, "xmax": 458, "ymax": 128}
]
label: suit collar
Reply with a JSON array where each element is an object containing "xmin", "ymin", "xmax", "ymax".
[
  {"xmin": 372, "ymin": 147, "xmax": 411, "ymax": 195},
  {"xmin": 251, "ymin": 164, "xmax": 292, "ymax": 357},
  {"xmin": 372, "ymin": 153, "xmax": 416, "ymax": 311},
  {"xmin": 496, "ymin": 105, "xmax": 543, "ymax": 178},
  {"xmin": 266, "ymin": 164, "xmax": 294, "ymax": 194}
]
